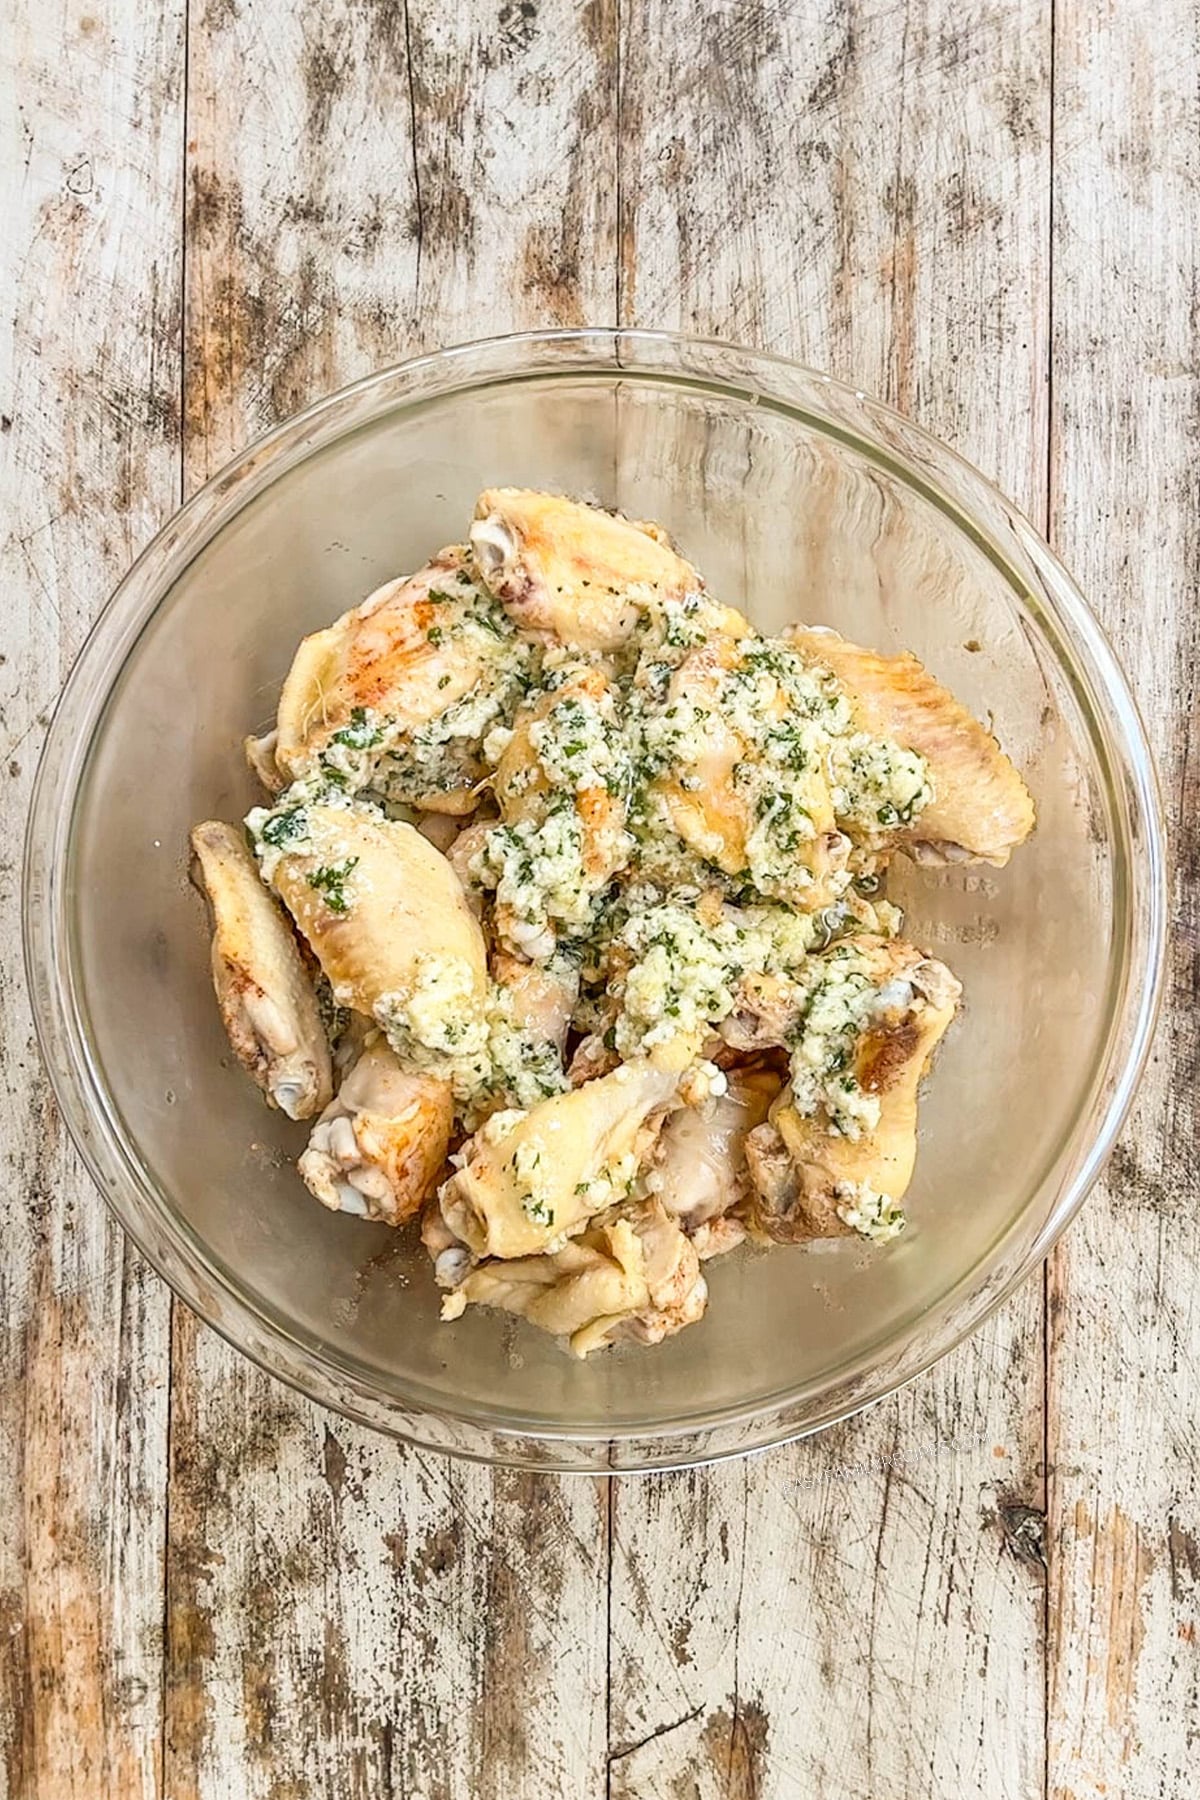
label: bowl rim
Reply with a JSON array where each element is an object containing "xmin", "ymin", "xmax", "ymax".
[{"xmin": 22, "ymin": 326, "xmax": 1168, "ymax": 1471}]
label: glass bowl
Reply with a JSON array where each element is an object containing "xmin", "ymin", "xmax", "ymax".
[{"xmin": 23, "ymin": 330, "xmax": 1166, "ymax": 1471}]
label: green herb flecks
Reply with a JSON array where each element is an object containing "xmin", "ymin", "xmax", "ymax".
[
  {"xmin": 260, "ymin": 806, "xmax": 309, "ymax": 847},
  {"xmin": 330, "ymin": 706, "xmax": 384, "ymax": 751},
  {"xmin": 306, "ymin": 857, "xmax": 360, "ymax": 914}
]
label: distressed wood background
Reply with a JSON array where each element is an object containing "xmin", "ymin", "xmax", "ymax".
[{"xmin": 1, "ymin": 0, "xmax": 1196, "ymax": 1794}]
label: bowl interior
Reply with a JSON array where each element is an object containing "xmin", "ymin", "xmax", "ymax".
[{"xmin": 65, "ymin": 364, "xmax": 1119, "ymax": 1440}]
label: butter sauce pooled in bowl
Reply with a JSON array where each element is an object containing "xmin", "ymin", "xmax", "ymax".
[
  {"xmin": 25, "ymin": 333, "xmax": 1164, "ymax": 1468},
  {"xmin": 194, "ymin": 485, "xmax": 1030, "ymax": 1357}
]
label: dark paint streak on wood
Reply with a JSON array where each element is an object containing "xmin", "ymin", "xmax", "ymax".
[
  {"xmin": 480, "ymin": 1494, "xmax": 535, "ymax": 1787},
  {"xmin": 1166, "ymin": 1518, "xmax": 1200, "ymax": 1601},
  {"xmin": 240, "ymin": 1574, "xmax": 281, "ymax": 1761},
  {"xmin": 400, "ymin": 0, "xmax": 425, "ymax": 301},
  {"xmin": 163, "ymin": 1316, "xmax": 218, "ymax": 1798},
  {"xmin": 606, "ymin": 1702, "xmax": 704, "ymax": 1765},
  {"xmin": 0, "ymin": 1584, "xmax": 30, "ymax": 1799},
  {"xmin": 322, "ymin": 1424, "xmax": 349, "ymax": 1505},
  {"xmin": 497, "ymin": 0, "xmax": 539, "ymax": 60},
  {"xmin": 303, "ymin": 36, "xmax": 345, "ymax": 142},
  {"xmin": 364, "ymin": 0, "xmax": 411, "ymax": 77},
  {"xmin": 414, "ymin": 1524, "xmax": 461, "ymax": 1584},
  {"xmin": 995, "ymin": 1498, "xmax": 1048, "ymax": 1572}
]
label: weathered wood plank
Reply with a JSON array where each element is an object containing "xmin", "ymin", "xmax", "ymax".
[
  {"xmin": 610, "ymin": 1399, "xmax": 1048, "ymax": 1799},
  {"xmin": 184, "ymin": 0, "xmax": 617, "ymax": 476},
  {"xmin": 404, "ymin": 0, "xmax": 618, "ymax": 341},
  {"xmin": 611, "ymin": 3, "xmax": 1052, "ymax": 1794},
  {"xmin": 8, "ymin": 0, "xmax": 1198, "ymax": 1792},
  {"xmin": 1047, "ymin": 5, "xmax": 1200, "ymax": 1795},
  {"xmin": 168, "ymin": 4, "xmax": 617, "ymax": 1796},
  {"xmin": 167, "ymin": 1313, "xmax": 609, "ymax": 1799},
  {"xmin": 0, "ymin": 2, "xmax": 184, "ymax": 1795}
]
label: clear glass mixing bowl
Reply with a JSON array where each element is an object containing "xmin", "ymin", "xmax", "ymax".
[{"xmin": 23, "ymin": 331, "xmax": 1166, "ymax": 1471}]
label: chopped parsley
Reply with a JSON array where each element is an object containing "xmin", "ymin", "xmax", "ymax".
[
  {"xmin": 259, "ymin": 806, "xmax": 308, "ymax": 847},
  {"xmin": 306, "ymin": 857, "xmax": 359, "ymax": 914},
  {"xmin": 330, "ymin": 706, "xmax": 383, "ymax": 751}
]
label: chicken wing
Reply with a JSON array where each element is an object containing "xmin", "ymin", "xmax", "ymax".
[
  {"xmin": 469, "ymin": 488, "xmax": 704, "ymax": 651},
  {"xmin": 298, "ymin": 1034, "xmax": 452, "ymax": 1225},
  {"xmin": 741, "ymin": 945, "xmax": 961, "ymax": 1243},
  {"xmin": 649, "ymin": 1066, "xmax": 780, "ymax": 1229},
  {"xmin": 786, "ymin": 626, "xmax": 1035, "ymax": 865},
  {"xmin": 644, "ymin": 636, "xmax": 851, "ymax": 908},
  {"xmin": 273, "ymin": 549, "xmax": 529, "ymax": 800},
  {"xmin": 440, "ymin": 1199, "xmax": 707, "ymax": 1358},
  {"xmin": 475, "ymin": 662, "xmax": 635, "ymax": 957},
  {"xmin": 438, "ymin": 1059, "xmax": 680, "ymax": 1259},
  {"xmin": 190, "ymin": 821, "xmax": 333, "ymax": 1120},
  {"xmin": 260, "ymin": 803, "xmax": 489, "ymax": 1061}
]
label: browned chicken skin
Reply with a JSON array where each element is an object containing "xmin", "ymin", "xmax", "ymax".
[
  {"xmin": 787, "ymin": 625, "xmax": 1035, "ymax": 866},
  {"xmin": 274, "ymin": 549, "xmax": 514, "ymax": 789},
  {"xmin": 648, "ymin": 636, "xmax": 850, "ymax": 907},
  {"xmin": 741, "ymin": 944, "xmax": 961, "ymax": 1244},
  {"xmin": 469, "ymin": 488, "xmax": 705, "ymax": 650},
  {"xmin": 299, "ymin": 1036, "xmax": 453, "ymax": 1225},
  {"xmin": 192, "ymin": 486, "xmax": 1033, "ymax": 1357}
]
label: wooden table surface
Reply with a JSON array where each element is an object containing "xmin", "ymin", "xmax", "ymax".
[{"xmin": 2, "ymin": 2, "xmax": 1196, "ymax": 1795}]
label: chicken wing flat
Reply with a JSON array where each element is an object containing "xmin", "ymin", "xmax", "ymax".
[
  {"xmin": 190, "ymin": 821, "xmax": 332, "ymax": 1120},
  {"xmin": 644, "ymin": 634, "xmax": 850, "ymax": 908},
  {"xmin": 274, "ymin": 549, "xmax": 531, "ymax": 804},
  {"xmin": 469, "ymin": 488, "xmax": 705, "ymax": 651},
  {"xmin": 741, "ymin": 941, "xmax": 961, "ymax": 1244},
  {"xmin": 258, "ymin": 802, "xmax": 489, "ymax": 1049},
  {"xmin": 438, "ymin": 1059, "xmax": 680, "ymax": 1259},
  {"xmin": 440, "ymin": 1199, "xmax": 707, "ymax": 1358},
  {"xmin": 787, "ymin": 625, "xmax": 1035, "ymax": 866}
]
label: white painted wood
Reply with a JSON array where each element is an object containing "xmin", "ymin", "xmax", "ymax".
[
  {"xmin": 4, "ymin": 0, "xmax": 1198, "ymax": 1792},
  {"xmin": 167, "ymin": 1314, "xmax": 608, "ymax": 1799},
  {"xmin": 1047, "ymin": 5, "xmax": 1200, "ymax": 1796},
  {"xmin": 0, "ymin": 1, "xmax": 184, "ymax": 1795},
  {"xmin": 611, "ymin": 1428, "xmax": 1043, "ymax": 1795},
  {"xmin": 610, "ymin": 3, "xmax": 1051, "ymax": 1794},
  {"xmin": 167, "ymin": 4, "xmax": 617, "ymax": 1796}
]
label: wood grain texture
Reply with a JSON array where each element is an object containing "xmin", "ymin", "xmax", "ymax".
[
  {"xmin": 1046, "ymin": 5, "xmax": 1200, "ymax": 1796},
  {"xmin": 166, "ymin": 1313, "xmax": 608, "ymax": 1799},
  {"xmin": 4, "ymin": 0, "xmax": 1198, "ymax": 1793},
  {"xmin": 168, "ymin": 3, "xmax": 617, "ymax": 1797},
  {"xmin": 0, "ymin": 1, "xmax": 184, "ymax": 1795},
  {"xmin": 183, "ymin": 0, "xmax": 617, "ymax": 476},
  {"xmin": 611, "ymin": 4, "xmax": 1051, "ymax": 1793}
]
